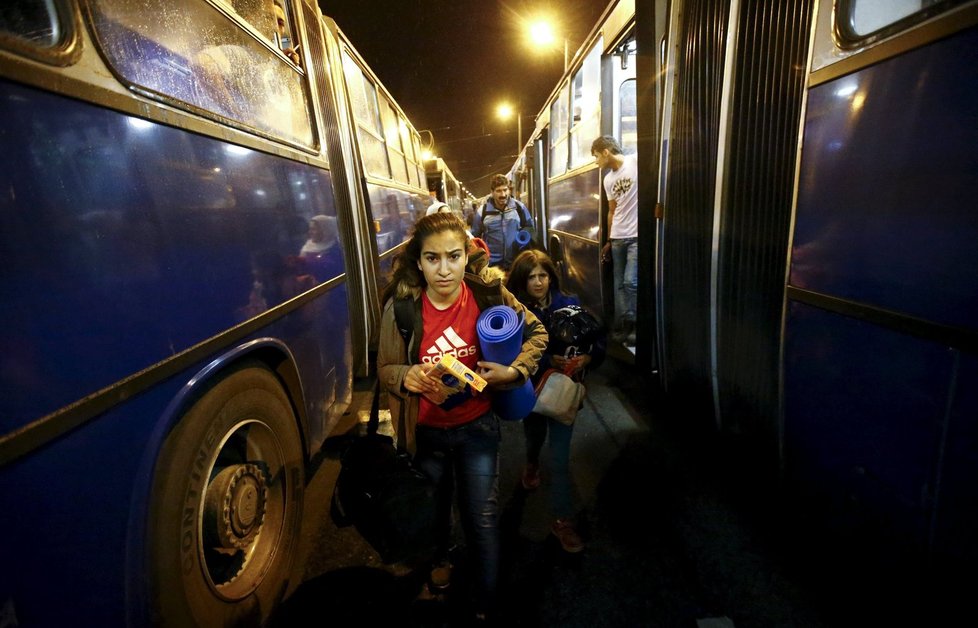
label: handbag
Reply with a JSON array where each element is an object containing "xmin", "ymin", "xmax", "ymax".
[
  {"xmin": 330, "ymin": 381, "xmax": 437, "ymax": 564},
  {"xmin": 532, "ymin": 368, "xmax": 586, "ymax": 425}
]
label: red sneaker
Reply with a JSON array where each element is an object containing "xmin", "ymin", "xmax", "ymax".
[
  {"xmin": 521, "ymin": 463, "xmax": 541, "ymax": 490},
  {"xmin": 551, "ymin": 519, "xmax": 584, "ymax": 553}
]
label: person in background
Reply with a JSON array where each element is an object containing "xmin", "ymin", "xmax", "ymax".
[
  {"xmin": 471, "ymin": 174, "xmax": 534, "ymax": 272},
  {"xmin": 377, "ymin": 213, "xmax": 547, "ymax": 623},
  {"xmin": 506, "ymin": 249, "xmax": 605, "ymax": 553},
  {"xmin": 425, "ymin": 200, "xmax": 455, "ymax": 218},
  {"xmin": 272, "ymin": 0, "xmax": 301, "ymax": 65},
  {"xmin": 298, "ymin": 214, "xmax": 341, "ymax": 282},
  {"xmin": 591, "ymin": 135, "xmax": 638, "ymax": 346}
]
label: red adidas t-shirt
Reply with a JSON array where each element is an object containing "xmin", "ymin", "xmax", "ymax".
[{"xmin": 418, "ymin": 283, "xmax": 491, "ymax": 427}]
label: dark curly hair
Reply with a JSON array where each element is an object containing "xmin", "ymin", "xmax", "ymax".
[{"xmin": 505, "ymin": 249, "xmax": 563, "ymax": 305}]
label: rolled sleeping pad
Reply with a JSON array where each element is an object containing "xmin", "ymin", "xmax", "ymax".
[
  {"xmin": 515, "ymin": 229, "xmax": 532, "ymax": 250},
  {"xmin": 476, "ymin": 305, "xmax": 537, "ymax": 421}
]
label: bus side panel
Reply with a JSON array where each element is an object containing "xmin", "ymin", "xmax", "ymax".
[
  {"xmin": 0, "ymin": 378, "xmax": 189, "ymax": 625},
  {"xmin": 0, "ymin": 80, "xmax": 350, "ymax": 434},
  {"xmin": 789, "ymin": 28, "xmax": 978, "ymax": 329},
  {"xmin": 547, "ymin": 170, "xmax": 604, "ymax": 321},
  {"xmin": 783, "ymin": 303, "xmax": 952, "ymax": 564},
  {"xmin": 934, "ymin": 354, "xmax": 978, "ymax": 571},
  {"xmin": 785, "ymin": 26, "xmax": 978, "ymax": 569}
]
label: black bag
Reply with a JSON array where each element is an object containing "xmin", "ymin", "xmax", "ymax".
[{"xmin": 330, "ymin": 381, "xmax": 437, "ymax": 564}]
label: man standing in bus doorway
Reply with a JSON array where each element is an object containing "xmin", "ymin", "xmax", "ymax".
[
  {"xmin": 471, "ymin": 174, "xmax": 534, "ymax": 272},
  {"xmin": 592, "ymin": 136, "xmax": 637, "ymax": 347}
]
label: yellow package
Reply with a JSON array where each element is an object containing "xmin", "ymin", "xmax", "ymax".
[{"xmin": 423, "ymin": 353, "xmax": 488, "ymax": 404}]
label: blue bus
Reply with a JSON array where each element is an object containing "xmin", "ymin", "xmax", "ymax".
[
  {"xmin": 510, "ymin": 0, "xmax": 978, "ymax": 585},
  {"xmin": 425, "ymin": 156, "xmax": 466, "ymax": 216},
  {"xmin": 0, "ymin": 0, "xmax": 428, "ymax": 625}
]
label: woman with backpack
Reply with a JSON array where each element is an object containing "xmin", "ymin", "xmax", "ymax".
[
  {"xmin": 377, "ymin": 212, "xmax": 547, "ymax": 623},
  {"xmin": 505, "ymin": 249, "xmax": 606, "ymax": 553}
]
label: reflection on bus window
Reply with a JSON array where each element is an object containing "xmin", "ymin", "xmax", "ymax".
[
  {"xmin": 89, "ymin": 0, "xmax": 314, "ymax": 147},
  {"xmin": 0, "ymin": 1, "xmax": 62, "ymax": 48}
]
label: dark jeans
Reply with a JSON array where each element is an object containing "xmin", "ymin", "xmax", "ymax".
[
  {"xmin": 523, "ymin": 412, "xmax": 574, "ymax": 519},
  {"xmin": 415, "ymin": 411, "xmax": 501, "ymax": 614}
]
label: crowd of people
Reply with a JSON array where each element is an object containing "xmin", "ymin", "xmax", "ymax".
[{"xmin": 376, "ymin": 134, "xmax": 632, "ymax": 623}]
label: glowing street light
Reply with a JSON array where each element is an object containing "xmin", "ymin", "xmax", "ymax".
[
  {"xmin": 496, "ymin": 102, "xmax": 521, "ymax": 156},
  {"xmin": 526, "ymin": 17, "xmax": 568, "ymax": 70},
  {"xmin": 529, "ymin": 20, "xmax": 556, "ymax": 46}
]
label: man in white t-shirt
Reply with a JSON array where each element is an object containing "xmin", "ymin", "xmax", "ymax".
[{"xmin": 591, "ymin": 136, "xmax": 637, "ymax": 346}]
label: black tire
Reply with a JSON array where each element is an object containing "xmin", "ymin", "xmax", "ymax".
[{"xmin": 147, "ymin": 363, "xmax": 304, "ymax": 627}]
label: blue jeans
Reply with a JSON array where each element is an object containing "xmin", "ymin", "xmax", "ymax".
[
  {"xmin": 611, "ymin": 237, "xmax": 638, "ymax": 325},
  {"xmin": 415, "ymin": 412, "xmax": 500, "ymax": 614},
  {"xmin": 523, "ymin": 412, "xmax": 574, "ymax": 519}
]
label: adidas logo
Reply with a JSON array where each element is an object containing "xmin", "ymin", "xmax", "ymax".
[{"xmin": 421, "ymin": 326, "xmax": 478, "ymax": 364}]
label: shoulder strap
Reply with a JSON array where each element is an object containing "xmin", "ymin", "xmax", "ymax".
[
  {"xmin": 366, "ymin": 378, "xmax": 381, "ymax": 435},
  {"xmin": 393, "ymin": 298, "xmax": 413, "ymax": 346},
  {"xmin": 391, "ymin": 299, "xmax": 415, "ymax": 454},
  {"xmin": 482, "ymin": 201, "xmax": 528, "ymax": 229}
]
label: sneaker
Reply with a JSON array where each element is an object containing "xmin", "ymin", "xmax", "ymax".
[
  {"xmin": 551, "ymin": 519, "xmax": 584, "ymax": 553},
  {"xmin": 521, "ymin": 463, "xmax": 541, "ymax": 490},
  {"xmin": 428, "ymin": 560, "xmax": 452, "ymax": 593}
]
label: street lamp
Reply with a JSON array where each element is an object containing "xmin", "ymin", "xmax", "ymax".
[
  {"xmin": 496, "ymin": 102, "xmax": 521, "ymax": 156},
  {"xmin": 527, "ymin": 18, "xmax": 568, "ymax": 71}
]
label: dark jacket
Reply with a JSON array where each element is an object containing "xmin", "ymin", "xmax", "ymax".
[{"xmin": 471, "ymin": 197, "xmax": 533, "ymax": 268}]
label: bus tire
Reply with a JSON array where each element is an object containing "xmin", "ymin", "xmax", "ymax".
[{"xmin": 147, "ymin": 362, "xmax": 304, "ymax": 627}]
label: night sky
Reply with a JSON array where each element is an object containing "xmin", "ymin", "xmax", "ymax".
[{"xmin": 317, "ymin": 0, "xmax": 608, "ymax": 193}]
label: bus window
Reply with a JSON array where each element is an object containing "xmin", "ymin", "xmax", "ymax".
[
  {"xmin": 619, "ymin": 79, "xmax": 637, "ymax": 154},
  {"xmin": 569, "ymin": 40, "xmax": 602, "ymax": 169},
  {"xmin": 342, "ymin": 50, "xmax": 391, "ymax": 178},
  {"xmin": 88, "ymin": 0, "xmax": 314, "ymax": 147},
  {"xmin": 550, "ymin": 83, "xmax": 570, "ymax": 177},
  {"xmin": 381, "ymin": 98, "xmax": 409, "ymax": 184},
  {"xmin": 271, "ymin": 0, "xmax": 300, "ymax": 65},
  {"xmin": 839, "ymin": 0, "xmax": 967, "ymax": 43},
  {"xmin": 0, "ymin": 1, "xmax": 62, "ymax": 48},
  {"xmin": 412, "ymin": 132, "xmax": 425, "ymax": 186},
  {"xmin": 404, "ymin": 124, "xmax": 422, "ymax": 188}
]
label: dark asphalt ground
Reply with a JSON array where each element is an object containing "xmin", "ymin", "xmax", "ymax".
[{"xmin": 268, "ymin": 353, "xmax": 966, "ymax": 627}]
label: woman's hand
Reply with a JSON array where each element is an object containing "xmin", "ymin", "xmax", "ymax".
[
  {"xmin": 476, "ymin": 361, "xmax": 520, "ymax": 388},
  {"xmin": 403, "ymin": 364, "xmax": 441, "ymax": 396}
]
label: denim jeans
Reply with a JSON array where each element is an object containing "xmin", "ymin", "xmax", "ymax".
[
  {"xmin": 523, "ymin": 412, "xmax": 574, "ymax": 519},
  {"xmin": 611, "ymin": 237, "xmax": 638, "ymax": 325},
  {"xmin": 415, "ymin": 412, "xmax": 500, "ymax": 614}
]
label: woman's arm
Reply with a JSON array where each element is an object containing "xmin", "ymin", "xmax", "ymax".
[{"xmin": 377, "ymin": 300, "xmax": 443, "ymax": 398}]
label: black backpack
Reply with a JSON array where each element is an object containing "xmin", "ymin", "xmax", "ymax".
[
  {"xmin": 480, "ymin": 200, "xmax": 530, "ymax": 230},
  {"xmin": 549, "ymin": 305, "xmax": 604, "ymax": 361}
]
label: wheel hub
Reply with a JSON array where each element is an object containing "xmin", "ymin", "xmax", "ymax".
[{"xmin": 204, "ymin": 463, "xmax": 268, "ymax": 550}]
